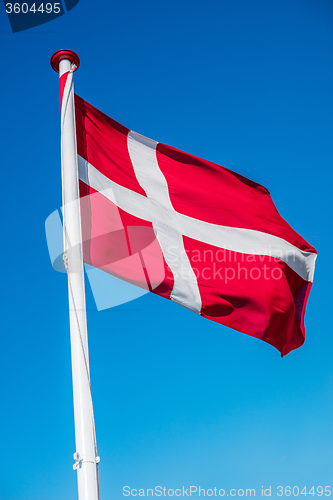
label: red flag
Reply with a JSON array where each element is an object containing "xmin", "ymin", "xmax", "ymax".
[{"xmin": 75, "ymin": 94, "xmax": 317, "ymax": 356}]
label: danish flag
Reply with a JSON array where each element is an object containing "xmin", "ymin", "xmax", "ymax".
[{"xmin": 74, "ymin": 94, "xmax": 316, "ymax": 356}]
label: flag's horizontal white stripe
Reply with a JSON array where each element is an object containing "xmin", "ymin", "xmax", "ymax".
[
  {"xmin": 78, "ymin": 154, "xmax": 149, "ymax": 217},
  {"xmin": 179, "ymin": 213, "xmax": 317, "ymax": 283},
  {"xmin": 127, "ymin": 131, "xmax": 202, "ymax": 313},
  {"xmin": 78, "ymin": 155, "xmax": 316, "ymax": 283}
]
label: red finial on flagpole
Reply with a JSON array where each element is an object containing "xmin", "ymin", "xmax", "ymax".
[{"xmin": 50, "ymin": 49, "xmax": 80, "ymax": 73}]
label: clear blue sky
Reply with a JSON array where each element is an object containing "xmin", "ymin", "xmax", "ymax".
[{"xmin": 0, "ymin": 1, "xmax": 332, "ymax": 499}]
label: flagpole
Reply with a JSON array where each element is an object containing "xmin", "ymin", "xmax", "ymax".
[{"xmin": 51, "ymin": 49, "xmax": 100, "ymax": 500}]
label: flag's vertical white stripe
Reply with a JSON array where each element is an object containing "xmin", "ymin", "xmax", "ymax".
[{"xmin": 127, "ymin": 131, "xmax": 202, "ymax": 314}]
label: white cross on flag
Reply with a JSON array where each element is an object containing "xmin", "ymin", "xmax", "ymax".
[{"xmin": 74, "ymin": 94, "xmax": 316, "ymax": 356}]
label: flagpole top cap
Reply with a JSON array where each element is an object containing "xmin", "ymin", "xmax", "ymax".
[{"xmin": 50, "ymin": 49, "xmax": 80, "ymax": 73}]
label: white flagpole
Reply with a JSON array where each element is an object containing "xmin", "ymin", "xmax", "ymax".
[{"xmin": 51, "ymin": 49, "xmax": 100, "ymax": 500}]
